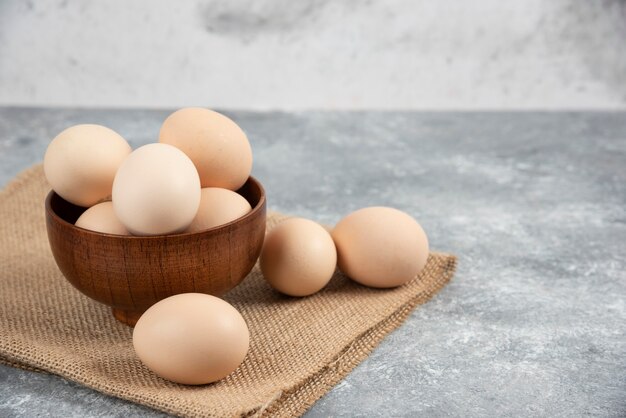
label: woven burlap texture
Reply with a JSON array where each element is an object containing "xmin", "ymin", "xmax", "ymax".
[{"xmin": 0, "ymin": 165, "xmax": 456, "ymax": 418}]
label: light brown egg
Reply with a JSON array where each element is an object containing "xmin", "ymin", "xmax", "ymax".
[
  {"xmin": 112, "ymin": 143, "xmax": 201, "ymax": 236},
  {"xmin": 133, "ymin": 293, "xmax": 249, "ymax": 385},
  {"xmin": 331, "ymin": 207, "xmax": 429, "ymax": 288},
  {"xmin": 260, "ymin": 218, "xmax": 337, "ymax": 297},
  {"xmin": 74, "ymin": 202, "xmax": 129, "ymax": 235},
  {"xmin": 186, "ymin": 187, "xmax": 252, "ymax": 233},
  {"xmin": 159, "ymin": 107, "xmax": 252, "ymax": 191},
  {"xmin": 43, "ymin": 124, "xmax": 131, "ymax": 207}
]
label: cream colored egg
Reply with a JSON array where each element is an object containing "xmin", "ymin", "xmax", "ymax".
[
  {"xmin": 260, "ymin": 218, "xmax": 337, "ymax": 297},
  {"xmin": 159, "ymin": 107, "xmax": 253, "ymax": 191},
  {"xmin": 112, "ymin": 143, "xmax": 201, "ymax": 236},
  {"xmin": 186, "ymin": 188, "xmax": 252, "ymax": 233},
  {"xmin": 133, "ymin": 293, "xmax": 249, "ymax": 385},
  {"xmin": 75, "ymin": 202, "xmax": 129, "ymax": 235},
  {"xmin": 43, "ymin": 124, "xmax": 131, "ymax": 207},
  {"xmin": 331, "ymin": 207, "xmax": 429, "ymax": 288}
]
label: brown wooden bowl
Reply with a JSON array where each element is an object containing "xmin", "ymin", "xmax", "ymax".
[{"xmin": 45, "ymin": 177, "xmax": 266, "ymax": 327}]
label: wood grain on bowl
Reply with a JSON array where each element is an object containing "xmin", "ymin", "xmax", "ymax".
[{"xmin": 45, "ymin": 177, "xmax": 266, "ymax": 326}]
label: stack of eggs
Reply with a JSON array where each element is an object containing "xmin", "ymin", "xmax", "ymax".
[
  {"xmin": 44, "ymin": 107, "xmax": 431, "ymax": 386},
  {"xmin": 44, "ymin": 107, "xmax": 253, "ymax": 237}
]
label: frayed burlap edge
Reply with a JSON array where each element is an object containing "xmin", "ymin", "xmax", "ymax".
[{"xmin": 253, "ymin": 256, "xmax": 456, "ymax": 418}]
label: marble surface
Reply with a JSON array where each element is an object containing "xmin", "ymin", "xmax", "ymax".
[
  {"xmin": 1, "ymin": 0, "xmax": 626, "ymax": 110},
  {"xmin": 0, "ymin": 108, "xmax": 625, "ymax": 417}
]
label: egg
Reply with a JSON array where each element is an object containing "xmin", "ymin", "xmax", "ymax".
[
  {"xmin": 112, "ymin": 143, "xmax": 201, "ymax": 236},
  {"xmin": 331, "ymin": 207, "xmax": 429, "ymax": 288},
  {"xmin": 260, "ymin": 218, "xmax": 337, "ymax": 297},
  {"xmin": 43, "ymin": 124, "xmax": 131, "ymax": 207},
  {"xmin": 133, "ymin": 293, "xmax": 249, "ymax": 385},
  {"xmin": 186, "ymin": 188, "xmax": 252, "ymax": 232},
  {"xmin": 159, "ymin": 107, "xmax": 252, "ymax": 191},
  {"xmin": 75, "ymin": 202, "xmax": 129, "ymax": 235}
]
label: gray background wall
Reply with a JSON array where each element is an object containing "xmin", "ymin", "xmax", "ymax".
[{"xmin": 0, "ymin": 0, "xmax": 625, "ymax": 110}]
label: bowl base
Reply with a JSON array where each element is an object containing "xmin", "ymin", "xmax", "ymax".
[{"xmin": 112, "ymin": 308, "xmax": 143, "ymax": 327}]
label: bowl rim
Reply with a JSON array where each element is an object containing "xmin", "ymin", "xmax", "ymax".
[{"xmin": 45, "ymin": 175, "xmax": 266, "ymax": 239}]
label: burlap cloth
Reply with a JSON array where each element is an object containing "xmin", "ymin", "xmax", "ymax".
[{"xmin": 0, "ymin": 165, "xmax": 456, "ymax": 418}]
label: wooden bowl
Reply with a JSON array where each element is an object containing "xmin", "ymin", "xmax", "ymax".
[{"xmin": 45, "ymin": 177, "xmax": 266, "ymax": 326}]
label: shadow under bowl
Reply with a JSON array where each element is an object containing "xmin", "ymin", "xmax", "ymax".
[{"xmin": 45, "ymin": 177, "xmax": 267, "ymax": 326}]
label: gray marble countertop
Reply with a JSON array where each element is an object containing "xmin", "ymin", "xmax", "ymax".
[{"xmin": 0, "ymin": 108, "xmax": 624, "ymax": 417}]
